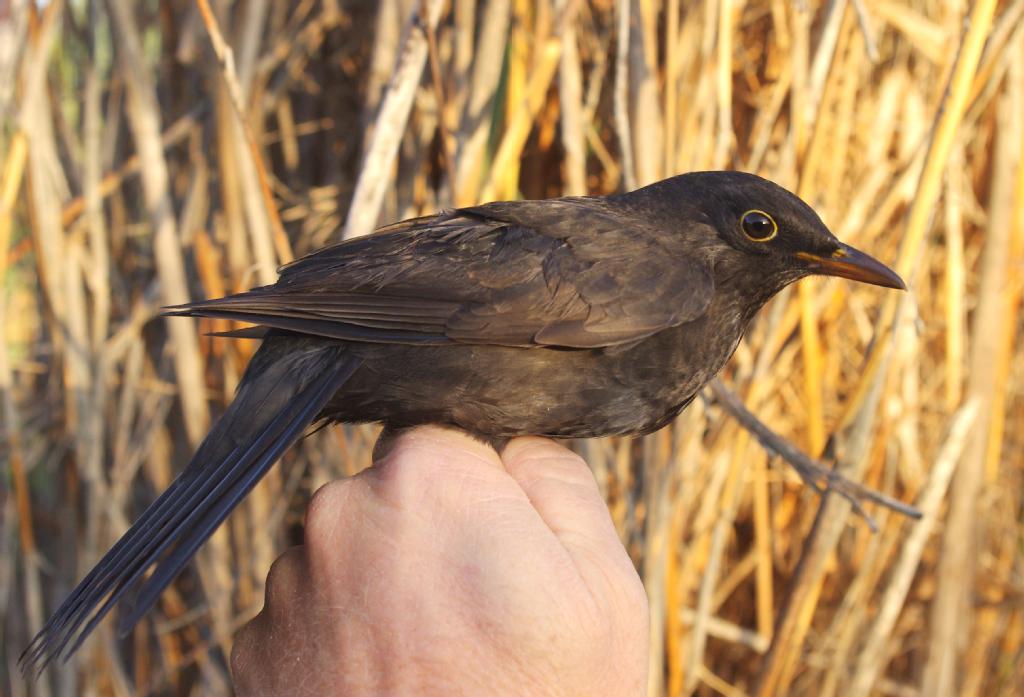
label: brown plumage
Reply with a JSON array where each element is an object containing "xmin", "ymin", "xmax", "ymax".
[{"xmin": 22, "ymin": 171, "xmax": 904, "ymax": 672}]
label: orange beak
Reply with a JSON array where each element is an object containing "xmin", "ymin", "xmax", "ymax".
[{"xmin": 796, "ymin": 243, "xmax": 905, "ymax": 290}]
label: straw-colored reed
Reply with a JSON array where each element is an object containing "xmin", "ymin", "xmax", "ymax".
[{"xmin": 1, "ymin": 1, "xmax": 1021, "ymax": 695}]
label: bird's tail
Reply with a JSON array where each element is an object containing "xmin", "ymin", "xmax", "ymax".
[{"xmin": 20, "ymin": 335, "xmax": 359, "ymax": 675}]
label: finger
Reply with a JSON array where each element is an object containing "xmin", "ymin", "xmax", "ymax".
[
  {"xmin": 500, "ymin": 437, "xmax": 620, "ymax": 548},
  {"xmin": 361, "ymin": 426, "xmax": 514, "ymax": 510},
  {"xmin": 371, "ymin": 425, "xmax": 418, "ymax": 462},
  {"xmin": 373, "ymin": 424, "xmax": 506, "ymax": 470},
  {"xmin": 231, "ymin": 613, "xmax": 266, "ymax": 695},
  {"xmin": 263, "ymin": 546, "xmax": 306, "ymax": 611},
  {"xmin": 302, "ymin": 426, "xmax": 518, "ymax": 562}
]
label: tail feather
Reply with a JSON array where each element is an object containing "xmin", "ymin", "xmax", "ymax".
[
  {"xmin": 22, "ymin": 476, "xmax": 196, "ymax": 667},
  {"xmin": 119, "ymin": 362, "xmax": 350, "ymax": 633},
  {"xmin": 21, "ymin": 337, "xmax": 358, "ymax": 674}
]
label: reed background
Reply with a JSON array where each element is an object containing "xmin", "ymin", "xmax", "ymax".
[{"xmin": 1, "ymin": 0, "xmax": 1022, "ymax": 695}]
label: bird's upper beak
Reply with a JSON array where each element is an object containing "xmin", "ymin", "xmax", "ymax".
[{"xmin": 796, "ymin": 243, "xmax": 906, "ymax": 290}]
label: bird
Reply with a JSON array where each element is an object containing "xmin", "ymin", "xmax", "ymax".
[{"xmin": 22, "ymin": 170, "xmax": 904, "ymax": 672}]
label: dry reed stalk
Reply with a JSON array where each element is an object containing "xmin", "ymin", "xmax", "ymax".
[
  {"xmin": 613, "ymin": 0, "xmax": 636, "ymax": 190},
  {"xmin": 631, "ymin": 0, "xmax": 664, "ymax": 184},
  {"xmin": 872, "ymin": 1, "xmax": 947, "ymax": 64},
  {"xmin": 363, "ymin": 0, "xmax": 404, "ymax": 133},
  {"xmin": 451, "ymin": 0, "xmax": 476, "ymax": 119},
  {"xmin": 847, "ymin": 400, "xmax": 979, "ymax": 697},
  {"xmin": 836, "ymin": 0, "xmax": 995, "ymax": 444},
  {"xmin": 697, "ymin": 664, "xmax": 747, "ymax": 697},
  {"xmin": 0, "ymin": 135, "xmax": 39, "ymax": 697},
  {"xmin": 0, "ymin": 136, "xmax": 26, "ymax": 269},
  {"xmin": 197, "ymin": 0, "xmax": 284, "ymax": 284},
  {"xmin": 787, "ymin": 1, "xmax": 810, "ymax": 175},
  {"xmin": 668, "ymin": 447, "xmax": 732, "ymax": 695},
  {"xmin": 344, "ymin": 0, "xmax": 444, "ymax": 238},
  {"xmin": 746, "ymin": 303, "xmax": 798, "ymax": 644},
  {"xmin": 453, "ymin": 0, "xmax": 511, "ymax": 204},
  {"xmin": 924, "ymin": 26, "xmax": 1019, "ymax": 695},
  {"xmin": 59, "ymin": 107, "xmax": 203, "ymax": 230},
  {"xmin": 684, "ymin": 415, "xmax": 758, "ymax": 693},
  {"xmin": 815, "ymin": 509, "xmax": 898, "ymax": 697},
  {"xmin": 195, "ymin": 2, "xmax": 285, "ymax": 632},
  {"xmin": 794, "ymin": 2, "xmax": 859, "ymax": 459},
  {"xmin": 107, "ymin": 0, "xmax": 210, "ymax": 448},
  {"xmin": 480, "ymin": 2, "xmax": 567, "ymax": 201},
  {"xmin": 966, "ymin": 0, "xmax": 1024, "ymax": 109},
  {"xmin": 982, "ymin": 40, "xmax": 1024, "ymax": 483},
  {"xmin": 196, "ymin": 0, "xmax": 292, "ymax": 271},
  {"xmin": 643, "ymin": 432, "xmax": 671, "ymax": 697},
  {"xmin": 558, "ymin": 16, "xmax": 587, "ymax": 196},
  {"xmin": 713, "ymin": 0, "xmax": 734, "ymax": 169},
  {"xmin": 6, "ymin": 2, "xmax": 1023, "ymax": 695},
  {"xmin": 663, "ymin": 0, "xmax": 680, "ymax": 177},
  {"xmin": 953, "ymin": 501, "xmax": 1019, "ymax": 697},
  {"xmin": 213, "ymin": 89, "xmax": 251, "ymax": 283},
  {"xmin": 13, "ymin": 6, "xmax": 65, "ymax": 693},
  {"xmin": 424, "ymin": 8, "xmax": 457, "ymax": 198},
  {"xmin": 755, "ymin": 333, "xmax": 898, "ymax": 697},
  {"xmin": 943, "ymin": 144, "xmax": 966, "ymax": 410}
]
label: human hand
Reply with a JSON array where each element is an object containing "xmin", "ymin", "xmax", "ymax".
[{"xmin": 230, "ymin": 426, "xmax": 649, "ymax": 696}]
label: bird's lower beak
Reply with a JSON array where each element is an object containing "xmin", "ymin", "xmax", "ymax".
[{"xmin": 796, "ymin": 244, "xmax": 906, "ymax": 290}]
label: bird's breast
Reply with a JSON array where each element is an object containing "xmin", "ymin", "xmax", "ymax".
[
  {"xmin": 335, "ymin": 300, "xmax": 752, "ymax": 439},
  {"xmin": 610, "ymin": 311, "xmax": 747, "ymax": 428}
]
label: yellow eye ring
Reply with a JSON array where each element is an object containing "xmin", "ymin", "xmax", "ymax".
[{"xmin": 740, "ymin": 209, "xmax": 778, "ymax": 242}]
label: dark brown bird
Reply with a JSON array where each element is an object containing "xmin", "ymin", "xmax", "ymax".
[{"xmin": 23, "ymin": 171, "xmax": 904, "ymax": 671}]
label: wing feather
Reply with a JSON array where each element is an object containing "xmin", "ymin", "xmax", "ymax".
[{"xmin": 168, "ymin": 202, "xmax": 715, "ymax": 349}]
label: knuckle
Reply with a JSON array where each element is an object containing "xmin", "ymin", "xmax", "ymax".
[
  {"xmin": 368, "ymin": 437, "xmax": 451, "ymax": 505},
  {"xmin": 230, "ymin": 620, "xmax": 258, "ymax": 690},
  {"xmin": 620, "ymin": 570, "xmax": 649, "ymax": 615},
  {"xmin": 263, "ymin": 546, "xmax": 303, "ymax": 608},
  {"xmin": 375, "ymin": 440, "xmax": 513, "ymax": 516},
  {"xmin": 305, "ymin": 480, "xmax": 351, "ymax": 543}
]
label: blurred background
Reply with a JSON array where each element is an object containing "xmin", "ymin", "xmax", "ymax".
[{"xmin": 1, "ymin": 0, "xmax": 1021, "ymax": 695}]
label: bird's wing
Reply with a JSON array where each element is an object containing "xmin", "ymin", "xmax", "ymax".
[{"xmin": 169, "ymin": 200, "xmax": 715, "ymax": 349}]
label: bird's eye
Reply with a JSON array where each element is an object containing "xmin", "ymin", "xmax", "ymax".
[{"xmin": 740, "ymin": 210, "xmax": 778, "ymax": 242}]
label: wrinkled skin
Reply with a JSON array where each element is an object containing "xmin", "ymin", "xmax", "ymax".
[{"xmin": 231, "ymin": 427, "xmax": 649, "ymax": 697}]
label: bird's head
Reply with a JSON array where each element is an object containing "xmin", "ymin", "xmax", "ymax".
[{"xmin": 632, "ymin": 171, "xmax": 905, "ymax": 299}]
